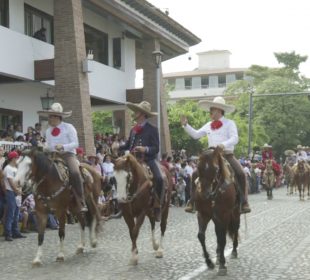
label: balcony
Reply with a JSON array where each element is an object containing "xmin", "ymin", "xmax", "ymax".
[{"xmin": 0, "ymin": 26, "xmax": 54, "ymax": 80}]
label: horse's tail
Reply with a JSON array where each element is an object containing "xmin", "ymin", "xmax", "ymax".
[{"xmin": 227, "ymin": 208, "xmax": 240, "ymax": 241}]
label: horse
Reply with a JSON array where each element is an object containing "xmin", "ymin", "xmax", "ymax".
[
  {"xmin": 194, "ymin": 147, "xmax": 240, "ymax": 276},
  {"xmin": 113, "ymin": 153, "xmax": 172, "ymax": 265},
  {"xmin": 292, "ymin": 160, "xmax": 310, "ymax": 200},
  {"xmin": 283, "ymin": 163, "xmax": 295, "ymax": 195},
  {"xmin": 14, "ymin": 150, "xmax": 102, "ymax": 266},
  {"xmin": 262, "ymin": 159, "xmax": 276, "ymax": 200}
]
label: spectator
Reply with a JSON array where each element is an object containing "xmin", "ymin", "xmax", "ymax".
[
  {"xmin": 3, "ymin": 151, "xmax": 26, "ymax": 241},
  {"xmin": 111, "ymin": 134, "xmax": 120, "ymax": 158},
  {"xmin": 33, "ymin": 27, "xmax": 47, "ymax": 42},
  {"xmin": 176, "ymin": 176, "xmax": 186, "ymax": 207},
  {"xmin": 0, "ymin": 146, "xmax": 5, "ymax": 169},
  {"xmin": 24, "ymin": 126, "xmax": 35, "ymax": 142},
  {"xmin": 14, "ymin": 124, "xmax": 24, "ymax": 141}
]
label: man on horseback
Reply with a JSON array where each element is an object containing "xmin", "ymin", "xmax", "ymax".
[
  {"xmin": 37, "ymin": 103, "xmax": 87, "ymax": 213},
  {"xmin": 180, "ymin": 96, "xmax": 251, "ymax": 214},
  {"xmin": 118, "ymin": 101, "xmax": 164, "ymax": 222}
]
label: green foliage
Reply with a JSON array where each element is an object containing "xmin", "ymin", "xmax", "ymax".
[{"xmin": 92, "ymin": 111, "xmax": 113, "ymax": 135}]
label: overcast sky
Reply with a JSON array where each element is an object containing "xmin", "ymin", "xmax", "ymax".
[{"xmin": 146, "ymin": 0, "xmax": 310, "ymax": 77}]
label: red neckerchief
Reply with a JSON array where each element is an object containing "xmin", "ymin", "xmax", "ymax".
[
  {"xmin": 211, "ymin": 120, "xmax": 223, "ymax": 130},
  {"xmin": 51, "ymin": 127, "xmax": 61, "ymax": 136},
  {"xmin": 133, "ymin": 124, "xmax": 143, "ymax": 134}
]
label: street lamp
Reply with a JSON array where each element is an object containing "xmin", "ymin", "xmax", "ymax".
[
  {"xmin": 40, "ymin": 88, "xmax": 54, "ymax": 110},
  {"xmin": 244, "ymin": 76, "xmax": 254, "ymax": 158},
  {"xmin": 152, "ymin": 50, "xmax": 163, "ymax": 159}
]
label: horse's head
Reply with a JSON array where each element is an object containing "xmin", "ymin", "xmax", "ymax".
[
  {"xmin": 15, "ymin": 152, "xmax": 33, "ymax": 190},
  {"xmin": 198, "ymin": 147, "xmax": 231, "ymax": 190},
  {"xmin": 297, "ymin": 161, "xmax": 305, "ymax": 173}
]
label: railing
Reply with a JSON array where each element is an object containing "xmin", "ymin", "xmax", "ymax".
[{"xmin": 0, "ymin": 141, "xmax": 31, "ymax": 152}]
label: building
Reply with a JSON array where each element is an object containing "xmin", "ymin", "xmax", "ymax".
[
  {"xmin": 164, "ymin": 50, "xmax": 247, "ymax": 102},
  {"xmin": 0, "ymin": 0, "xmax": 200, "ymax": 154}
]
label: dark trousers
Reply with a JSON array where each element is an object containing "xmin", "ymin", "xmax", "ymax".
[
  {"xmin": 63, "ymin": 153, "xmax": 84, "ymax": 200},
  {"xmin": 147, "ymin": 159, "xmax": 164, "ymax": 203}
]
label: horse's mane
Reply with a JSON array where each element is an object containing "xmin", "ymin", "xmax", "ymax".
[
  {"xmin": 32, "ymin": 151, "xmax": 57, "ymax": 181},
  {"xmin": 126, "ymin": 154, "xmax": 149, "ymax": 180},
  {"xmin": 217, "ymin": 154, "xmax": 232, "ymax": 181}
]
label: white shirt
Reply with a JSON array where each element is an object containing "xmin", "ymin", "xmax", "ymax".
[
  {"xmin": 296, "ymin": 150, "xmax": 307, "ymax": 162},
  {"xmin": 184, "ymin": 165, "xmax": 194, "ymax": 177},
  {"xmin": 102, "ymin": 162, "xmax": 114, "ymax": 177},
  {"xmin": 3, "ymin": 164, "xmax": 17, "ymax": 191},
  {"xmin": 45, "ymin": 122, "xmax": 79, "ymax": 153},
  {"xmin": 184, "ymin": 117, "xmax": 239, "ymax": 152}
]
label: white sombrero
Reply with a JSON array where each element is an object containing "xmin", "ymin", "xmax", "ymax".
[
  {"xmin": 284, "ymin": 150, "xmax": 295, "ymax": 156},
  {"xmin": 262, "ymin": 143, "xmax": 272, "ymax": 149},
  {"xmin": 296, "ymin": 144, "xmax": 304, "ymax": 150},
  {"xmin": 37, "ymin": 103, "xmax": 72, "ymax": 118},
  {"xmin": 126, "ymin": 101, "xmax": 157, "ymax": 117},
  {"xmin": 198, "ymin": 96, "xmax": 235, "ymax": 113}
]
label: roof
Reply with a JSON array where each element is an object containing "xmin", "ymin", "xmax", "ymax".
[
  {"xmin": 163, "ymin": 68, "xmax": 248, "ymax": 78},
  {"xmin": 120, "ymin": 0, "xmax": 201, "ymax": 46}
]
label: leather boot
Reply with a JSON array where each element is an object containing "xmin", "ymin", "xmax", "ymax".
[
  {"xmin": 110, "ymin": 210, "xmax": 122, "ymax": 219},
  {"xmin": 184, "ymin": 201, "xmax": 195, "ymax": 213},
  {"xmin": 241, "ymin": 202, "xmax": 251, "ymax": 214}
]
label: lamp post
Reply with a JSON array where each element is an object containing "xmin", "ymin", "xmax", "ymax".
[
  {"xmin": 40, "ymin": 88, "xmax": 54, "ymax": 110},
  {"xmin": 247, "ymin": 85, "xmax": 254, "ymax": 158},
  {"xmin": 152, "ymin": 50, "xmax": 163, "ymax": 159}
]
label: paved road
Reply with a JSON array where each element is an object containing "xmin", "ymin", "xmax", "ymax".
[{"xmin": 1, "ymin": 187, "xmax": 310, "ymax": 280}]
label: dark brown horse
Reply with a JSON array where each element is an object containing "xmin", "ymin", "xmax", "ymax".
[
  {"xmin": 194, "ymin": 147, "xmax": 240, "ymax": 276},
  {"xmin": 15, "ymin": 150, "xmax": 101, "ymax": 266},
  {"xmin": 292, "ymin": 161, "xmax": 310, "ymax": 200},
  {"xmin": 113, "ymin": 153, "xmax": 172, "ymax": 265}
]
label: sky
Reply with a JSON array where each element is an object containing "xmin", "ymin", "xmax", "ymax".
[{"xmin": 144, "ymin": 0, "xmax": 310, "ymax": 77}]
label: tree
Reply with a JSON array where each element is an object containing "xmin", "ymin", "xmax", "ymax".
[{"xmin": 92, "ymin": 111, "xmax": 113, "ymax": 135}]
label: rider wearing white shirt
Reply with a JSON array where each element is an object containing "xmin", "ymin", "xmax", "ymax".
[
  {"xmin": 296, "ymin": 145, "xmax": 308, "ymax": 162},
  {"xmin": 181, "ymin": 96, "xmax": 251, "ymax": 214},
  {"xmin": 38, "ymin": 103, "xmax": 87, "ymax": 212}
]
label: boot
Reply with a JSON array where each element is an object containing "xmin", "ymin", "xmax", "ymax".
[
  {"xmin": 241, "ymin": 201, "xmax": 251, "ymax": 214},
  {"xmin": 110, "ymin": 210, "xmax": 122, "ymax": 219},
  {"xmin": 80, "ymin": 196, "xmax": 88, "ymax": 213},
  {"xmin": 184, "ymin": 201, "xmax": 195, "ymax": 213}
]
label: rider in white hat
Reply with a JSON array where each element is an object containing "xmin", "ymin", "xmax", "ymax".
[
  {"xmin": 181, "ymin": 96, "xmax": 251, "ymax": 214},
  {"xmin": 296, "ymin": 145, "xmax": 307, "ymax": 162},
  {"xmin": 38, "ymin": 103, "xmax": 87, "ymax": 212}
]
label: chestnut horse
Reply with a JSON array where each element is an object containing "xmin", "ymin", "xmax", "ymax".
[
  {"xmin": 113, "ymin": 153, "xmax": 172, "ymax": 265},
  {"xmin": 292, "ymin": 161, "xmax": 310, "ymax": 200},
  {"xmin": 262, "ymin": 159, "xmax": 276, "ymax": 200},
  {"xmin": 15, "ymin": 150, "xmax": 101, "ymax": 266},
  {"xmin": 283, "ymin": 163, "xmax": 295, "ymax": 195},
  {"xmin": 194, "ymin": 147, "xmax": 240, "ymax": 276}
]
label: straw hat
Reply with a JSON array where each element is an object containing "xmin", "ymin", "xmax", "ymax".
[
  {"xmin": 198, "ymin": 96, "xmax": 235, "ymax": 113},
  {"xmin": 37, "ymin": 103, "xmax": 72, "ymax": 118},
  {"xmin": 262, "ymin": 143, "xmax": 272, "ymax": 149},
  {"xmin": 296, "ymin": 144, "xmax": 304, "ymax": 150},
  {"xmin": 126, "ymin": 101, "xmax": 157, "ymax": 117},
  {"xmin": 284, "ymin": 150, "xmax": 295, "ymax": 156}
]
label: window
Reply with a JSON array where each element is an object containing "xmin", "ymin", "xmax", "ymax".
[
  {"xmin": 113, "ymin": 38, "xmax": 121, "ymax": 69},
  {"xmin": 236, "ymin": 72, "xmax": 244, "ymax": 80},
  {"xmin": 84, "ymin": 24, "xmax": 108, "ymax": 65},
  {"xmin": 0, "ymin": 108, "xmax": 23, "ymax": 135},
  {"xmin": 184, "ymin": 78, "xmax": 192, "ymax": 89},
  {"xmin": 226, "ymin": 74, "xmax": 236, "ymax": 84},
  {"xmin": 24, "ymin": 4, "xmax": 53, "ymax": 44},
  {"xmin": 209, "ymin": 76, "xmax": 218, "ymax": 88},
  {"xmin": 218, "ymin": 75, "xmax": 226, "ymax": 88},
  {"xmin": 0, "ymin": 0, "xmax": 9, "ymax": 27},
  {"xmin": 201, "ymin": 76, "xmax": 209, "ymax": 88}
]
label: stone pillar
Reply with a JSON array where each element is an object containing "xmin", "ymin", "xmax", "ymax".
[
  {"xmin": 54, "ymin": 0, "xmax": 94, "ymax": 155},
  {"xmin": 142, "ymin": 38, "xmax": 171, "ymax": 156}
]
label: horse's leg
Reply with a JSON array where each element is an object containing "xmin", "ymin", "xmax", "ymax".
[
  {"xmin": 197, "ymin": 213, "xmax": 214, "ymax": 270},
  {"xmin": 76, "ymin": 212, "xmax": 86, "ymax": 254},
  {"xmin": 56, "ymin": 212, "xmax": 66, "ymax": 262},
  {"xmin": 215, "ymin": 222, "xmax": 227, "ymax": 276},
  {"xmin": 32, "ymin": 210, "xmax": 48, "ymax": 267},
  {"xmin": 129, "ymin": 212, "xmax": 146, "ymax": 264},
  {"xmin": 155, "ymin": 202, "xmax": 169, "ymax": 258},
  {"xmin": 149, "ymin": 216, "xmax": 159, "ymax": 251},
  {"xmin": 88, "ymin": 198, "xmax": 99, "ymax": 248}
]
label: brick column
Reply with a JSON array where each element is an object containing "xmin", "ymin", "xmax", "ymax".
[
  {"xmin": 54, "ymin": 0, "xmax": 94, "ymax": 155},
  {"xmin": 142, "ymin": 38, "xmax": 171, "ymax": 156}
]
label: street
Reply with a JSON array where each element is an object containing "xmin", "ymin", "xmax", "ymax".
[{"xmin": 1, "ymin": 187, "xmax": 310, "ymax": 280}]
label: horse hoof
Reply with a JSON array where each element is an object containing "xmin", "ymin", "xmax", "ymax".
[
  {"xmin": 129, "ymin": 258, "xmax": 138, "ymax": 266},
  {"xmin": 155, "ymin": 249, "xmax": 163, "ymax": 258},
  {"xmin": 76, "ymin": 247, "xmax": 84, "ymax": 255},
  {"xmin": 91, "ymin": 240, "xmax": 97, "ymax": 248},
  {"xmin": 215, "ymin": 258, "xmax": 220, "ymax": 265},
  {"xmin": 231, "ymin": 251, "xmax": 238, "ymax": 259},
  {"xmin": 32, "ymin": 260, "xmax": 42, "ymax": 267},
  {"xmin": 217, "ymin": 266, "xmax": 227, "ymax": 276},
  {"xmin": 56, "ymin": 256, "xmax": 64, "ymax": 262},
  {"xmin": 207, "ymin": 261, "xmax": 215, "ymax": 270},
  {"xmin": 153, "ymin": 242, "xmax": 159, "ymax": 251}
]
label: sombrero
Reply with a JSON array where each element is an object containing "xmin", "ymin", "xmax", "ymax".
[
  {"xmin": 284, "ymin": 150, "xmax": 295, "ymax": 156},
  {"xmin": 296, "ymin": 144, "xmax": 304, "ymax": 150},
  {"xmin": 262, "ymin": 143, "xmax": 272, "ymax": 149},
  {"xmin": 126, "ymin": 101, "xmax": 157, "ymax": 117},
  {"xmin": 198, "ymin": 96, "xmax": 235, "ymax": 113},
  {"xmin": 37, "ymin": 103, "xmax": 72, "ymax": 118}
]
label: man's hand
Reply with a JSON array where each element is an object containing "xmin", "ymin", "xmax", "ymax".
[
  {"xmin": 134, "ymin": 146, "xmax": 147, "ymax": 153},
  {"xmin": 180, "ymin": 115, "xmax": 188, "ymax": 126},
  {"xmin": 55, "ymin": 144, "xmax": 64, "ymax": 151},
  {"xmin": 217, "ymin": 144, "xmax": 225, "ymax": 151}
]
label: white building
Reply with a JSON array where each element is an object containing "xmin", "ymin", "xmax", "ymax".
[
  {"xmin": 164, "ymin": 50, "xmax": 247, "ymax": 102},
  {"xmin": 0, "ymin": 0, "xmax": 200, "ymax": 138}
]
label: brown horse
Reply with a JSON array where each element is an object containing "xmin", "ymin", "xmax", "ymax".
[
  {"xmin": 113, "ymin": 153, "xmax": 172, "ymax": 265},
  {"xmin": 292, "ymin": 161, "xmax": 310, "ymax": 200},
  {"xmin": 194, "ymin": 147, "xmax": 240, "ymax": 276},
  {"xmin": 262, "ymin": 159, "xmax": 276, "ymax": 200},
  {"xmin": 15, "ymin": 150, "xmax": 101, "ymax": 266},
  {"xmin": 283, "ymin": 163, "xmax": 295, "ymax": 195}
]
